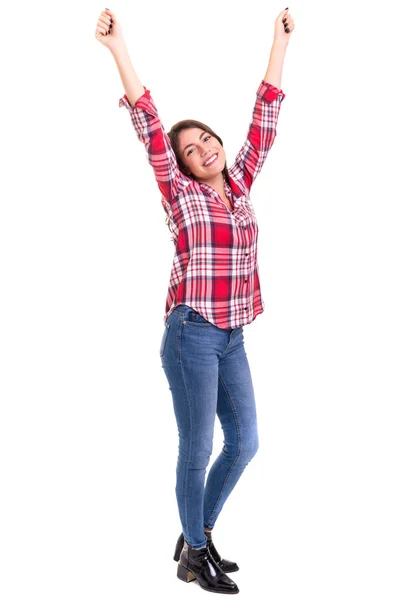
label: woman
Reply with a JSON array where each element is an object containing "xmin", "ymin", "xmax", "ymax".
[{"xmin": 95, "ymin": 7, "xmax": 294, "ymax": 594}]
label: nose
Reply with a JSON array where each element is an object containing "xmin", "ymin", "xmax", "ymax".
[{"xmin": 202, "ymin": 147, "xmax": 214, "ymax": 158}]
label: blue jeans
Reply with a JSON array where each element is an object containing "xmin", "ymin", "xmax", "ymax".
[{"xmin": 160, "ymin": 304, "xmax": 259, "ymax": 550}]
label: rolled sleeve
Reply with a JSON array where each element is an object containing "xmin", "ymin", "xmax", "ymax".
[
  {"xmin": 118, "ymin": 86, "xmax": 154, "ymax": 113},
  {"xmin": 257, "ymin": 80, "xmax": 286, "ymax": 103}
]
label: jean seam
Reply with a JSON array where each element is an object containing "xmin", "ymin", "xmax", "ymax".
[
  {"xmin": 206, "ymin": 372, "xmax": 241, "ymax": 526},
  {"xmin": 160, "ymin": 323, "xmax": 170, "ymax": 357},
  {"xmin": 178, "ymin": 357, "xmax": 193, "ymax": 539},
  {"xmin": 177, "ymin": 313, "xmax": 184, "ymax": 363}
]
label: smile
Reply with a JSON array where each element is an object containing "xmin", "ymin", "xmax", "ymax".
[{"xmin": 203, "ymin": 153, "xmax": 218, "ymax": 167}]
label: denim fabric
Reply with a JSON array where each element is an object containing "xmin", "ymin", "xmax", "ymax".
[{"xmin": 160, "ymin": 304, "xmax": 259, "ymax": 549}]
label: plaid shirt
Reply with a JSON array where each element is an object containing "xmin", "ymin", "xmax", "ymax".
[{"xmin": 119, "ymin": 79, "xmax": 285, "ymax": 329}]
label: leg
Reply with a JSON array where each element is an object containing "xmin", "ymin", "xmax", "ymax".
[
  {"xmin": 203, "ymin": 327, "xmax": 259, "ymax": 529},
  {"xmin": 161, "ymin": 307, "xmax": 222, "ymax": 549}
]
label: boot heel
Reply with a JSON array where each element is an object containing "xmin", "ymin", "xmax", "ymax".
[{"xmin": 177, "ymin": 562, "xmax": 196, "ymax": 583}]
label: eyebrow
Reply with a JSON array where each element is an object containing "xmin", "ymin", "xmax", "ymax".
[{"xmin": 182, "ymin": 131, "xmax": 208, "ymax": 154}]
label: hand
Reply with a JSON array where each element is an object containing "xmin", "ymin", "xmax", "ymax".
[
  {"xmin": 274, "ymin": 8, "xmax": 295, "ymax": 44},
  {"xmin": 94, "ymin": 8, "xmax": 124, "ymax": 50}
]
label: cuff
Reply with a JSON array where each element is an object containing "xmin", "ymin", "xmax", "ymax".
[
  {"xmin": 257, "ymin": 80, "xmax": 286, "ymax": 103},
  {"xmin": 118, "ymin": 86, "xmax": 152, "ymax": 111}
]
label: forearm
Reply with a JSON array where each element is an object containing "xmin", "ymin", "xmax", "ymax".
[
  {"xmin": 111, "ymin": 41, "xmax": 145, "ymax": 107},
  {"xmin": 263, "ymin": 40, "xmax": 288, "ymax": 90}
]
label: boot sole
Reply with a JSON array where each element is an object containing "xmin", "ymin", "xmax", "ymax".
[{"xmin": 177, "ymin": 562, "xmax": 239, "ymax": 594}]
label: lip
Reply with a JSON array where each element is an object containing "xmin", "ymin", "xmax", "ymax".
[{"xmin": 203, "ymin": 153, "xmax": 218, "ymax": 167}]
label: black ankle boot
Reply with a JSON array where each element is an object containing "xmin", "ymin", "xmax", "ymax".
[
  {"xmin": 177, "ymin": 540, "xmax": 239, "ymax": 594},
  {"xmin": 173, "ymin": 531, "xmax": 239, "ymax": 573}
]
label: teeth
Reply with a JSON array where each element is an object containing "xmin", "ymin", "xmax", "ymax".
[{"xmin": 204, "ymin": 154, "xmax": 217, "ymax": 166}]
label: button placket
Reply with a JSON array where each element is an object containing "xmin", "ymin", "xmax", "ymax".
[{"xmin": 201, "ymin": 183, "xmax": 234, "ymax": 216}]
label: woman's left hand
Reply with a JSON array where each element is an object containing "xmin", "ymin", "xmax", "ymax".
[{"xmin": 274, "ymin": 8, "xmax": 295, "ymax": 43}]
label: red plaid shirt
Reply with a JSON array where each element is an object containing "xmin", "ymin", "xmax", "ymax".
[{"xmin": 119, "ymin": 80, "xmax": 285, "ymax": 329}]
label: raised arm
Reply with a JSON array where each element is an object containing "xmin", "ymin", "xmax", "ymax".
[
  {"xmin": 228, "ymin": 77, "xmax": 285, "ymax": 194},
  {"xmin": 95, "ymin": 8, "xmax": 145, "ymax": 105},
  {"xmin": 95, "ymin": 8, "xmax": 189, "ymax": 204},
  {"xmin": 112, "ymin": 41, "xmax": 145, "ymax": 107},
  {"xmin": 117, "ymin": 80, "xmax": 190, "ymax": 205},
  {"xmin": 228, "ymin": 10, "xmax": 294, "ymax": 194}
]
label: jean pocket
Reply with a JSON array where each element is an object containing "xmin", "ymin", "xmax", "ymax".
[
  {"xmin": 186, "ymin": 310, "xmax": 213, "ymax": 326},
  {"xmin": 160, "ymin": 322, "xmax": 171, "ymax": 357}
]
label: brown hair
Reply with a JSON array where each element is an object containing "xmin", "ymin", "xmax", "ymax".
[{"xmin": 163, "ymin": 120, "xmax": 229, "ymax": 237}]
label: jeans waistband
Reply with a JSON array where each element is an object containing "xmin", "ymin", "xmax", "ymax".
[
  {"xmin": 171, "ymin": 303, "xmax": 240, "ymax": 333},
  {"xmin": 172, "ymin": 304, "xmax": 195, "ymax": 316}
]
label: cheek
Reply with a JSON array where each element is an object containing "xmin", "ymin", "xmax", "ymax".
[
  {"xmin": 179, "ymin": 153, "xmax": 190, "ymax": 168},
  {"xmin": 179, "ymin": 154, "xmax": 194, "ymax": 175}
]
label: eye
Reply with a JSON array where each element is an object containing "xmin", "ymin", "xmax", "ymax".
[{"xmin": 187, "ymin": 135, "xmax": 211, "ymax": 157}]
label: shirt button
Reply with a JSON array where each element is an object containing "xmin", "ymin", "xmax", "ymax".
[
  {"xmin": 244, "ymin": 307, "xmax": 247, "ymax": 310},
  {"xmin": 244, "ymin": 280, "xmax": 248, "ymax": 283}
]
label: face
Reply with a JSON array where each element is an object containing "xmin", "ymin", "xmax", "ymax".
[{"xmin": 177, "ymin": 127, "xmax": 226, "ymax": 181}]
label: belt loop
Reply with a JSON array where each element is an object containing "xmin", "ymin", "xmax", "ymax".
[{"xmin": 178, "ymin": 304, "xmax": 193, "ymax": 322}]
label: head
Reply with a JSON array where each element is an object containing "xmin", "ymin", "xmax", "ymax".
[{"xmin": 167, "ymin": 119, "xmax": 229, "ymax": 184}]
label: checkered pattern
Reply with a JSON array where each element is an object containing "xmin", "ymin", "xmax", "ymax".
[{"xmin": 119, "ymin": 80, "xmax": 285, "ymax": 329}]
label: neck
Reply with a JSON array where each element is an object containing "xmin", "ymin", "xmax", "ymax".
[{"xmin": 198, "ymin": 172, "xmax": 226, "ymax": 197}]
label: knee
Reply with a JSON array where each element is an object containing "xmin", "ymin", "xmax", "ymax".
[
  {"xmin": 223, "ymin": 429, "xmax": 259, "ymax": 464},
  {"xmin": 239, "ymin": 430, "xmax": 259, "ymax": 463},
  {"xmin": 178, "ymin": 445, "xmax": 213, "ymax": 470}
]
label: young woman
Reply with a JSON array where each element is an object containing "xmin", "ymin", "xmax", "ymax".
[{"xmin": 95, "ymin": 7, "xmax": 294, "ymax": 594}]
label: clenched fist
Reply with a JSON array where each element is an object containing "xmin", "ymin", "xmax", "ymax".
[
  {"xmin": 274, "ymin": 8, "xmax": 295, "ymax": 43},
  {"xmin": 94, "ymin": 8, "xmax": 124, "ymax": 50}
]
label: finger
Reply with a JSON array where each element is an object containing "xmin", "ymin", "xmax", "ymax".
[
  {"xmin": 97, "ymin": 18, "xmax": 109, "ymax": 30},
  {"xmin": 96, "ymin": 24, "xmax": 108, "ymax": 36},
  {"xmin": 99, "ymin": 15, "xmax": 111, "ymax": 26}
]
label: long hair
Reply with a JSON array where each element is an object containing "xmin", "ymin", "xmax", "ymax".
[{"xmin": 163, "ymin": 119, "xmax": 229, "ymax": 236}]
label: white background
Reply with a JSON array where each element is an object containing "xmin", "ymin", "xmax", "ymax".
[{"xmin": 1, "ymin": 1, "xmax": 399, "ymax": 598}]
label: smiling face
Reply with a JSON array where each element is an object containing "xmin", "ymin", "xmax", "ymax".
[{"xmin": 177, "ymin": 127, "xmax": 226, "ymax": 181}]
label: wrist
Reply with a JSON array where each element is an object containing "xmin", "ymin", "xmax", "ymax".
[
  {"xmin": 109, "ymin": 40, "xmax": 128, "ymax": 57},
  {"xmin": 272, "ymin": 38, "xmax": 289, "ymax": 49}
]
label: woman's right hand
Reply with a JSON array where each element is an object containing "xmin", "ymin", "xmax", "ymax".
[{"xmin": 94, "ymin": 8, "xmax": 124, "ymax": 50}]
